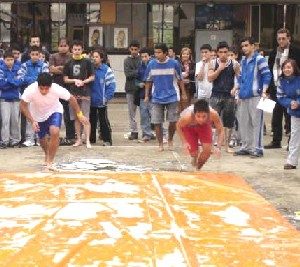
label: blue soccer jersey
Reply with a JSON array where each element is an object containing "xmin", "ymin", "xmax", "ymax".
[{"xmin": 145, "ymin": 58, "xmax": 182, "ymax": 104}]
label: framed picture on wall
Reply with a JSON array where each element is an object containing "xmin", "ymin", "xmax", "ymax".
[
  {"xmin": 88, "ymin": 26, "xmax": 103, "ymax": 47},
  {"xmin": 72, "ymin": 27, "xmax": 84, "ymax": 41},
  {"xmin": 113, "ymin": 27, "xmax": 128, "ymax": 49}
]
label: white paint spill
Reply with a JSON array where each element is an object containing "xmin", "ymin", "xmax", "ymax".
[
  {"xmin": 4, "ymin": 180, "xmax": 36, "ymax": 192},
  {"xmin": 100, "ymin": 222, "xmax": 122, "ymax": 241},
  {"xmin": 0, "ymin": 204, "xmax": 57, "ymax": 219},
  {"xmin": 212, "ymin": 206, "xmax": 250, "ymax": 227},
  {"xmin": 164, "ymin": 184, "xmax": 189, "ymax": 194},
  {"xmin": 128, "ymin": 262, "xmax": 149, "ymax": 267},
  {"xmin": 67, "ymin": 233, "xmax": 88, "ymax": 245},
  {"xmin": 108, "ymin": 202, "xmax": 144, "ymax": 218},
  {"xmin": 268, "ymin": 226, "xmax": 286, "ymax": 234},
  {"xmin": 106, "ymin": 256, "xmax": 123, "ymax": 267},
  {"xmin": 53, "ymin": 251, "xmax": 68, "ymax": 264},
  {"xmin": 82, "ymin": 179, "xmax": 139, "ymax": 194},
  {"xmin": 89, "ymin": 238, "xmax": 118, "ymax": 246},
  {"xmin": 172, "ymin": 205, "xmax": 200, "ymax": 229},
  {"xmin": 127, "ymin": 223, "xmax": 152, "ymax": 239},
  {"xmin": 263, "ymin": 259, "xmax": 276, "ymax": 266},
  {"xmin": 54, "ymin": 203, "xmax": 108, "ymax": 220},
  {"xmin": 197, "ymin": 255, "xmax": 210, "ymax": 264},
  {"xmin": 8, "ymin": 232, "xmax": 34, "ymax": 248},
  {"xmin": 240, "ymin": 228, "xmax": 262, "ymax": 237},
  {"xmin": 56, "ymin": 220, "xmax": 83, "ymax": 227},
  {"xmin": 156, "ymin": 248, "xmax": 187, "ymax": 267}
]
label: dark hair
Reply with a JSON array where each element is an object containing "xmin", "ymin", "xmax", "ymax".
[
  {"xmin": 228, "ymin": 46, "xmax": 238, "ymax": 54},
  {"xmin": 72, "ymin": 40, "xmax": 84, "ymax": 48},
  {"xmin": 58, "ymin": 37, "xmax": 69, "ymax": 46},
  {"xmin": 281, "ymin": 59, "xmax": 300, "ymax": 77},
  {"xmin": 3, "ymin": 49, "xmax": 14, "ymax": 59},
  {"xmin": 37, "ymin": 73, "xmax": 52, "ymax": 87},
  {"xmin": 217, "ymin": 41, "xmax": 229, "ymax": 51},
  {"xmin": 241, "ymin": 36, "xmax": 255, "ymax": 45},
  {"xmin": 140, "ymin": 47, "xmax": 151, "ymax": 55},
  {"xmin": 194, "ymin": 99, "xmax": 210, "ymax": 114},
  {"xmin": 277, "ymin": 28, "xmax": 291, "ymax": 37},
  {"xmin": 30, "ymin": 35, "xmax": 40, "ymax": 40},
  {"xmin": 129, "ymin": 40, "xmax": 140, "ymax": 48},
  {"xmin": 200, "ymin": 44, "xmax": 212, "ymax": 51},
  {"xmin": 154, "ymin": 43, "xmax": 168, "ymax": 54},
  {"xmin": 11, "ymin": 43, "xmax": 21, "ymax": 52},
  {"xmin": 92, "ymin": 49, "xmax": 107, "ymax": 64},
  {"xmin": 29, "ymin": 46, "xmax": 41, "ymax": 53}
]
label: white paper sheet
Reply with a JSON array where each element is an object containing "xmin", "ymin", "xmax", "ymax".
[{"xmin": 256, "ymin": 98, "xmax": 276, "ymax": 113}]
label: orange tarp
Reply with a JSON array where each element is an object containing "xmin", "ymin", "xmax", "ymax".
[{"xmin": 0, "ymin": 171, "xmax": 299, "ymax": 266}]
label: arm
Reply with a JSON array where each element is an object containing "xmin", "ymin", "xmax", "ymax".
[
  {"xmin": 277, "ymin": 80, "xmax": 293, "ymax": 109},
  {"xmin": 175, "ymin": 61, "xmax": 187, "ymax": 100},
  {"xmin": 144, "ymin": 81, "xmax": 152, "ymax": 102},
  {"xmin": 208, "ymin": 60, "xmax": 225, "ymax": 82},
  {"xmin": 104, "ymin": 68, "xmax": 116, "ymax": 101},
  {"xmin": 211, "ymin": 110, "xmax": 224, "ymax": 150},
  {"xmin": 124, "ymin": 58, "xmax": 138, "ymax": 79},
  {"xmin": 68, "ymin": 95, "xmax": 89, "ymax": 124},
  {"xmin": 17, "ymin": 63, "xmax": 29, "ymax": 86},
  {"xmin": 20, "ymin": 100, "xmax": 40, "ymax": 133},
  {"xmin": 257, "ymin": 57, "xmax": 272, "ymax": 97},
  {"xmin": 82, "ymin": 75, "xmax": 95, "ymax": 85},
  {"xmin": 49, "ymin": 55, "xmax": 64, "ymax": 75},
  {"xmin": 176, "ymin": 114, "xmax": 192, "ymax": 145}
]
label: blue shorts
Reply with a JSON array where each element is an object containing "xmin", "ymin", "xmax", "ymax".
[{"xmin": 38, "ymin": 112, "xmax": 62, "ymax": 139}]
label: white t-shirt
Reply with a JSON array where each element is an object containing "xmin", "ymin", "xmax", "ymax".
[
  {"xmin": 195, "ymin": 60, "xmax": 212, "ymax": 99},
  {"xmin": 21, "ymin": 82, "xmax": 71, "ymax": 122}
]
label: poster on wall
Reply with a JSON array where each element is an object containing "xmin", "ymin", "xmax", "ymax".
[
  {"xmin": 88, "ymin": 26, "xmax": 103, "ymax": 47},
  {"xmin": 114, "ymin": 27, "xmax": 128, "ymax": 49}
]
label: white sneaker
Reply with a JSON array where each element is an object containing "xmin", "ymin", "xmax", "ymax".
[{"xmin": 22, "ymin": 140, "xmax": 35, "ymax": 147}]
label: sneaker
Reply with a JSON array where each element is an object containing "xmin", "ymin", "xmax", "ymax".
[
  {"xmin": 229, "ymin": 139, "xmax": 235, "ymax": 148},
  {"xmin": 249, "ymin": 151, "xmax": 264, "ymax": 158},
  {"xmin": 9, "ymin": 142, "xmax": 20, "ymax": 148},
  {"xmin": 234, "ymin": 149, "xmax": 250, "ymax": 156},
  {"xmin": 284, "ymin": 164, "xmax": 296, "ymax": 170},
  {"xmin": 0, "ymin": 143, "xmax": 8, "ymax": 149},
  {"xmin": 128, "ymin": 132, "xmax": 138, "ymax": 140},
  {"xmin": 103, "ymin": 142, "xmax": 112, "ymax": 146},
  {"xmin": 264, "ymin": 141, "xmax": 281, "ymax": 149},
  {"xmin": 21, "ymin": 140, "xmax": 35, "ymax": 147}
]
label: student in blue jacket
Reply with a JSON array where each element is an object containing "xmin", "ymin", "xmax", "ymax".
[
  {"xmin": 0, "ymin": 50, "xmax": 22, "ymax": 148},
  {"xmin": 90, "ymin": 49, "xmax": 116, "ymax": 146},
  {"xmin": 277, "ymin": 59, "xmax": 300, "ymax": 169}
]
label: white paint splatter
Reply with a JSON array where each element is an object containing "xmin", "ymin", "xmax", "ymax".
[
  {"xmin": 108, "ymin": 202, "xmax": 144, "ymax": 218},
  {"xmin": 164, "ymin": 184, "xmax": 189, "ymax": 194},
  {"xmin": 172, "ymin": 205, "xmax": 200, "ymax": 229},
  {"xmin": 197, "ymin": 255, "xmax": 210, "ymax": 264},
  {"xmin": 127, "ymin": 223, "xmax": 152, "ymax": 239},
  {"xmin": 82, "ymin": 179, "xmax": 139, "ymax": 194},
  {"xmin": 156, "ymin": 248, "xmax": 187, "ymax": 267},
  {"xmin": 0, "ymin": 204, "xmax": 57, "ymax": 219},
  {"xmin": 53, "ymin": 251, "xmax": 68, "ymax": 264},
  {"xmin": 212, "ymin": 206, "xmax": 250, "ymax": 227},
  {"xmin": 100, "ymin": 222, "xmax": 122, "ymax": 241},
  {"xmin": 240, "ymin": 228, "xmax": 262, "ymax": 237},
  {"xmin": 263, "ymin": 259, "xmax": 276, "ymax": 266},
  {"xmin": 54, "ymin": 203, "xmax": 108, "ymax": 220},
  {"xmin": 4, "ymin": 180, "xmax": 35, "ymax": 192},
  {"xmin": 268, "ymin": 226, "xmax": 286, "ymax": 234},
  {"xmin": 67, "ymin": 233, "xmax": 88, "ymax": 245},
  {"xmin": 106, "ymin": 256, "xmax": 123, "ymax": 267},
  {"xmin": 89, "ymin": 238, "xmax": 118, "ymax": 246},
  {"xmin": 8, "ymin": 232, "xmax": 34, "ymax": 248}
]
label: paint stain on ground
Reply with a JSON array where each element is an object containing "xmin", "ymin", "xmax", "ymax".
[{"xmin": 0, "ymin": 171, "xmax": 299, "ymax": 266}]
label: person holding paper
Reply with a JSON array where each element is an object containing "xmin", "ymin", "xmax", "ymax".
[
  {"xmin": 234, "ymin": 37, "xmax": 271, "ymax": 158},
  {"xmin": 277, "ymin": 59, "xmax": 300, "ymax": 169}
]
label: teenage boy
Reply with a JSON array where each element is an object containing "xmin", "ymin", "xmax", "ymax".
[
  {"xmin": 195, "ymin": 44, "xmax": 212, "ymax": 101},
  {"xmin": 208, "ymin": 41, "xmax": 240, "ymax": 153},
  {"xmin": 63, "ymin": 40, "xmax": 94, "ymax": 148},
  {"xmin": 21, "ymin": 35, "xmax": 42, "ymax": 63},
  {"xmin": 124, "ymin": 40, "xmax": 141, "ymax": 140},
  {"xmin": 234, "ymin": 37, "xmax": 271, "ymax": 158},
  {"xmin": 18, "ymin": 45, "xmax": 49, "ymax": 147},
  {"xmin": 49, "ymin": 38, "xmax": 75, "ymax": 145},
  {"xmin": 177, "ymin": 99, "xmax": 224, "ymax": 170},
  {"xmin": 145, "ymin": 43, "xmax": 187, "ymax": 151},
  {"xmin": 11, "ymin": 44, "xmax": 22, "ymax": 68},
  {"xmin": 0, "ymin": 50, "xmax": 22, "ymax": 149},
  {"xmin": 90, "ymin": 49, "xmax": 116, "ymax": 146},
  {"xmin": 136, "ymin": 47, "xmax": 155, "ymax": 142},
  {"xmin": 20, "ymin": 73, "xmax": 88, "ymax": 171}
]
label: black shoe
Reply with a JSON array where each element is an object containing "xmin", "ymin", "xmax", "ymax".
[
  {"xmin": 264, "ymin": 142, "xmax": 281, "ymax": 149},
  {"xmin": 249, "ymin": 151, "xmax": 264, "ymax": 158},
  {"xmin": 284, "ymin": 164, "xmax": 296, "ymax": 170},
  {"xmin": 0, "ymin": 143, "xmax": 8, "ymax": 149},
  {"xmin": 128, "ymin": 132, "xmax": 138, "ymax": 140},
  {"xmin": 234, "ymin": 149, "xmax": 250, "ymax": 156}
]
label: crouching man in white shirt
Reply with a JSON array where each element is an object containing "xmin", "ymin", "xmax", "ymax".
[{"xmin": 20, "ymin": 72, "xmax": 88, "ymax": 171}]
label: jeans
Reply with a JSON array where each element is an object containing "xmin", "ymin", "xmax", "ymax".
[{"xmin": 139, "ymin": 100, "xmax": 152, "ymax": 137}]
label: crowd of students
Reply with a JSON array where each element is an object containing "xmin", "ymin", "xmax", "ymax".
[{"xmin": 0, "ymin": 26, "xmax": 299, "ymax": 170}]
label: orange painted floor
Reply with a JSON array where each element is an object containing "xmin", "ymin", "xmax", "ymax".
[{"xmin": 0, "ymin": 171, "xmax": 299, "ymax": 267}]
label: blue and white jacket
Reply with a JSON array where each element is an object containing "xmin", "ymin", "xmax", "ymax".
[
  {"xmin": 17, "ymin": 59, "xmax": 49, "ymax": 87},
  {"xmin": 277, "ymin": 76, "xmax": 300, "ymax": 118},
  {"xmin": 91, "ymin": 64, "xmax": 116, "ymax": 107},
  {"xmin": 238, "ymin": 52, "xmax": 271, "ymax": 99},
  {"xmin": 0, "ymin": 62, "xmax": 21, "ymax": 101}
]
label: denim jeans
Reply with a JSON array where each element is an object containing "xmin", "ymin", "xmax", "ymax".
[{"xmin": 139, "ymin": 100, "xmax": 152, "ymax": 137}]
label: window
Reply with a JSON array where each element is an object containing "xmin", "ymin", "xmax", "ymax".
[
  {"xmin": 51, "ymin": 3, "xmax": 66, "ymax": 51},
  {"xmin": 0, "ymin": 3, "xmax": 11, "ymax": 44}
]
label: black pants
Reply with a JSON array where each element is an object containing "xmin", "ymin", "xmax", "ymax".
[
  {"xmin": 61, "ymin": 100, "xmax": 75, "ymax": 140},
  {"xmin": 90, "ymin": 106, "xmax": 112, "ymax": 144},
  {"xmin": 271, "ymin": 102, "xmax": 291, "ymax": 143},
  {"xmin": 20, "ymin": 114, "xmax": 26, "ymax": 143}
]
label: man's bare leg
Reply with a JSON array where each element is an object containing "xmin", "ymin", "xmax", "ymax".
[
  {"xmin": 73, "ymin": 119, "xmax": 82, "ymax": 146},
  {"xmin": 39, "ymin": 137, "xmax": 49, "ymax": 165},
  {"xmin": 197, "ymin": 143, "xmax": 212, "ymax": 170},
  {"xmin": 168, "ymin": 121, "xmax": 177, "ymax": 150},
  {"xmin": 83, "ymin": 121, "xmax": 91, "ymax": 148},
  {"xmin": 225, "ymin": 127, "xmax": 234, "ymax": 153},
  {"xmin": 155, "ymin": 124, "xmax": 164, "ymax": 151},
  {"xmin": 47, "ymin": 126, "xmax": 60, "ymax": 167}
]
